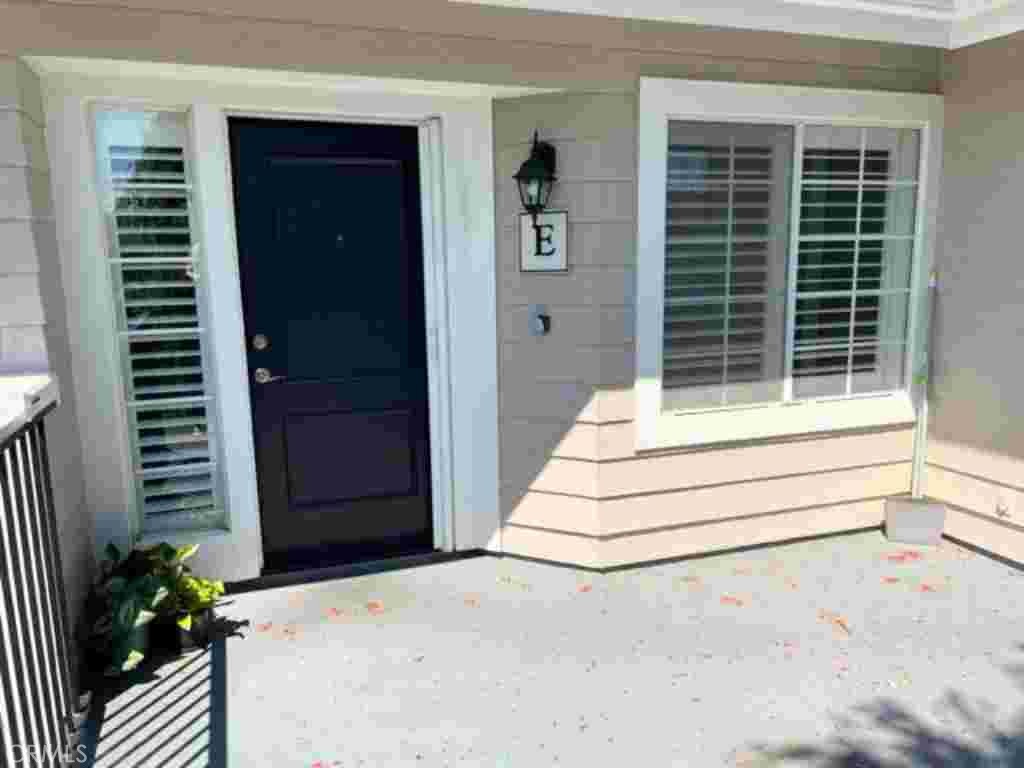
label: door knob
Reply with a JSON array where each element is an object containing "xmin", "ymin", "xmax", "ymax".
[
  {"xmin": 254, "ymin": 367, "xmax": 282, "ymax": 385},
  {"xmin": 252, "ymin": 334, "xmax": 268, "ymax": 351}
]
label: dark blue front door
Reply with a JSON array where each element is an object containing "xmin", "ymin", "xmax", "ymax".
[{"xmin": 229, "ymin": 118, "xmax": 433, "ymax": 572}]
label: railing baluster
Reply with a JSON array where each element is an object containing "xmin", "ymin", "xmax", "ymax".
[
  {"xmin": 0, "ymin": 452, "xmax": 30, "ymax": 768},
  {"xmin": 19, "ymin": 432, "xmax": 68, "ymax": 763},
  {"xmin": 28, "ymin": 421, "xmax": 77, "ymax": 739},
  {"xmin": 0, "ymin": 445, "xmax": 46, "ymax": 766},
  {"xmin": 0, "ymin": 405, "xmax": 78, "ymax": 767},
  {"xmin": 8, "ymin": 436, "xmax": 59, "ymax": 767}
]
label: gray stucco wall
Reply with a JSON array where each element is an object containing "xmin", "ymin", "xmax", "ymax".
[{"xmin": 0, "ymin": 55, "xmax": 91, "ymax": 632}]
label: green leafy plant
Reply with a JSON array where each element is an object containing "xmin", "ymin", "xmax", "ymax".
[
  {"xmin": 86, "ymin": 542, "xmax": 170, "ymax": 676},
  {"xmin": 85, "ymin": 541, "xmax": 225, "ymax": 676},
  {"xmin": 146, "ymin": 542, "xmax": 225, "ymax": 633}
]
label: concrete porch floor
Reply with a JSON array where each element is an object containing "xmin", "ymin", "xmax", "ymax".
[{"xmin": 84, "ymin": 530, "xmax": 1024, "ymax": 767}]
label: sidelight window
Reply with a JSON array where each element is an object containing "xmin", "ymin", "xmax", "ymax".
[{"xmin": 94, "ymin": 109, "xmax": 226, "ymax": 532}]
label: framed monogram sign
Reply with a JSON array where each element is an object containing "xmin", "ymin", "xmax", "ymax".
[{"xmin": 519, "ymin": 211, "xmax": 568, "ymax": 273}]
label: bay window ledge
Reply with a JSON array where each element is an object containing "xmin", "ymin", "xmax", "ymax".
[{"xmin": 643, "ymin": 391, "xmax": 916, "ymax": 450}]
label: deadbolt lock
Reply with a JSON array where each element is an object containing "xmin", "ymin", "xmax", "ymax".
[
  {"xmin": 252, "ymin": 334, "xmax": 269, "ymax": 351},
  {"xmin": 254, "ymin": 367, "xmax": 272, "ymax": 384}
]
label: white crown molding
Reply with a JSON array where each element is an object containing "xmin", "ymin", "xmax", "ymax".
[
  {"xmin": 951, "ymin": 0, "xmax": 1024, "ymax": 45},
  {"xmin": 24, "ymin": 57, "xmax": 558, "ymax": 98},
  {"xmin": 451, "ymin": 0, "xmax": 1024, "ymax": 48}
]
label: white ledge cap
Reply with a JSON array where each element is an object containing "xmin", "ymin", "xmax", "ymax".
[{"xmin": 0, "ymin": 375, "xmax": 60, "ymax": 446}]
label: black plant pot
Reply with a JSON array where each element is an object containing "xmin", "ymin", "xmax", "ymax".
[
  {"xmin": 150, "ymin": 608, "xmax": 215, "ymax": 655},
  {"xmin": 181, "ymin": 607, "xmax": 214, "ymax": 650}
]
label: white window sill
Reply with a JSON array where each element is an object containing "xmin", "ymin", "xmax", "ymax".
[
  {"xmin": 640, "ymin": 392, "xmax": 916, "ymax": 451},
  {"xmin": 136, "ymin": 525, "xmax": 231, "ymax": 549}
]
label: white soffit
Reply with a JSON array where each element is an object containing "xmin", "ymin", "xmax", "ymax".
[{"xmin": 451, "ymin": 0, "xmax": 1024, "ymax": 48}]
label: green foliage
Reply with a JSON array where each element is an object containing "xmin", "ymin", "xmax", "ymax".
[
  {"xmin": 86, "ymin": 546, "xmax": 170, "ymax": 676},
  {"xmin": 175, "ymin": 572, "xmax": 226, "ymax": 614},
  {"xmin": 145, "ymin": 543, "xmax": 224, "ymax": 624},
  {"xmin": 86, "ymin": 541, "xmax": 224, "ymax": 676}
]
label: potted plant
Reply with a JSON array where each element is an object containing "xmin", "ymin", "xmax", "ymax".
[
  {"xmin": 84, "ymin": 541, "xmax": 226, "ymax": 676},
  {"xmin": 84, "ymin": 543, "xmax": 170, "ymax": 677}
]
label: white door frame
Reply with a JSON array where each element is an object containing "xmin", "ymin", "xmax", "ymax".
[
  {"xmin": 38, "ymin": 59, "xmax": 509, "ymax": 580},
  {"xmin": 207, "ymin": 107, "xmax": 455, "ymax": 560}
]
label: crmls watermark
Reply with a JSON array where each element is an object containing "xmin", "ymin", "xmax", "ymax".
[{"xmin": 12, "ymin": 744, "xmax": 88, "ymax": 765}]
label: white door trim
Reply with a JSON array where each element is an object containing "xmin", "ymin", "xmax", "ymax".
[
  {"xmin": 208, "ymin": 107, "xmax": 455, "ymax": 563},
  {"xmin": 40, "ymin": 61, "xmax": 503, "ymax": 579},
  {"xmin": 419, "ymin": 117, "xmax": 455, "ymax": 553}
]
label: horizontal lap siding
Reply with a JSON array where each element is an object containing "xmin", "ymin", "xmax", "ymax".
[
  {"xmin": 496, "ymin": 89, "xmax": 917, "ymax": 567},
  {"xmin": 505, "ymin": 449, "xmax": 911, "ymax": 535},
  {"xmin": 8, "ymin": 1, "xmax": 937, "ymax": 83},
  {"xmin": 495, "ymin": 93, "xmax": 639, "ymax": 548},
  {"xmin": 501, "ymin": 524, "xmax": 602, "ymax": 569},
  {"xmin": 921, "ymin": 35, "xmax": 1024, "ymax": 567},
  {"xmin": 599, "ymin": 429, "xmax": 913, "ymax": 498},
  {"xmin": 0, "ymin": 0, "xmax": 942, "ymax": 92},
  {"xmin": 504, "ymin": 490, "xmax": 601, "ymax": 536},
  {"xmin": 0, "ymin": 55, "xmax": 91, "ymax": 632},
  {"xmin": 602, "ymin": 500, "xmax": 886, "ymax": 567},
  {"xmin": 601, "ymin": 463, "xmax": 911, "ymax": 534},
  {"xmin": 514, "ymin": 429, "xmax": 914, "ymax": 502},
  {"xmin": 925, "ymin": 439, "xmax": 1024, "ymax": 563},
  {"xmin": 943, "ymin": 509, "xmax": 1024, "ymax": 565},
  {"xmin": 0, "ymin": 58, "xmax": 49, "ymax": 375}
]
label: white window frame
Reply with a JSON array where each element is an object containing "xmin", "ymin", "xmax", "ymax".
[
  {"xmin": 91, "ymin": 107, "xmax": 229, "ymax": 536},
  {"xmin": 636, "ymin": 77, "xmax": 943, "ymax": 450}
]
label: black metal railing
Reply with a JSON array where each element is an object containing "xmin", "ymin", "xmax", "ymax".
[{"xmin": 0, "ymin": 404, "xmax": 80, "ymax": 767}]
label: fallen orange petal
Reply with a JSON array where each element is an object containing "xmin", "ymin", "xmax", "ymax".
[
  {"xmin": 721, "ymin": 595, "xmax": 745, "ymax": 607},
  {"xmin": 883, "ymin": 577, "xmax": 901, "ymax": 584},
  {"xmin": 256, "ymin": 622, "xmax": 273, "ymax": 632},
  {"xmin": 577, "ymin": 584, "xmax": 593, "ymax": 593},
  {"xmin": 887, "ymin": 550, "xmax": 923, "ymax": 563},
  {"xmin": 464, "ymin": 596, "xmax": 480, "ymax": 607},
  {"xmin": 366, "ymin": 600, "xmax": 385, "ymax": 614},
  {"xmin": 919, "ymin": 583, "xmax": 938, "ymax": 593},
  {"xmin": 819, "ymin": 610, "xmax": 852, "ymax": 636}
]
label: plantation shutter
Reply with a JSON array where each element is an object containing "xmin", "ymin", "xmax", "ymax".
[
  {"xmin": 96, "ymin": 111, "xmax": 225, "ymax": 531},
  {"xmin": 791, "ymin": 126, "xmax": 919, "ymax": 399},
  {"xmin": 662, "ymin": 122, "xmax": 794, "ymax": 411}
]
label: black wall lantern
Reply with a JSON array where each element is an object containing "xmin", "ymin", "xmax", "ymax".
[{"xmin": 514, "ymin": 131, "xmax": 557, "ymax": 226}]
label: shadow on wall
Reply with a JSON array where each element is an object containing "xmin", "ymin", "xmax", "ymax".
[
  {"xmin": 79, "ymin": 617, "xmax": 246, "ymax": 768},
  {"xmin": 499, "ymin": 376, "xmax": 630, "ymax": 513},
  {"xmin": 750, "ymin": 649, "xmax": 1024, "ymax": 767}
]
